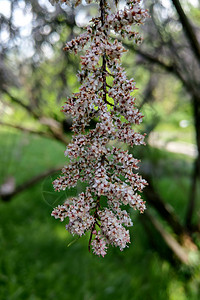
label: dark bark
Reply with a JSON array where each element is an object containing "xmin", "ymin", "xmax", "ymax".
[
  {"xmin": 185, "ymin": 158, "xmax": 198, "ymax": 229},
  {"xmin": 193, "ymin": 96, "xmax": 200, "ymax": 170},
  {"xmin": 185, "ymin": 95, "xmax": 200, "ymax": 229}
]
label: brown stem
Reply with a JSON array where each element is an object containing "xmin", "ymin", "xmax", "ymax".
[
  {"xmin": 100, "ymin": 0, "xmax": 110, "ymax": 106},
  {"xmin": 102, "ymin": 55, "xmax": 107, "ymax": 103},
  {"xmin": 88, "ymin": 196, "xmax": 100, "ymax": 252},
  {"xmin": 106, "ymin": 71, "xmax": 114, "ymax": 77},
  {"xmin": 100, "ymin": 0, "xmax": 106, "ymax": 27},
  {"xmin": 88, "ymin": 0, "xmax": 113, "ymax": 253},
  {"xmin": 100, "ymin": 86, "xmax": 114, "ymax": 106},
  {"xmin": 105, "ymin": 98, "xmax": 114, "ymax": 106},
  {"xmin": 106, "ymin": 83, "xmax": 112, "ymax": 88},
  {"xmin": 88, "ymin": 226, "xmax": 95, "ymax": 252}
]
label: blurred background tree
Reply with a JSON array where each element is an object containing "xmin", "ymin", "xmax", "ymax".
[{"xmin": 0, "ymin": 0, "xmax": 200, "ymax": 299}]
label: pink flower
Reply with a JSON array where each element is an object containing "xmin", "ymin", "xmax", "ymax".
[{"xmin": 50, "ymin": 0, "xmax": 148, "ymax": 256}]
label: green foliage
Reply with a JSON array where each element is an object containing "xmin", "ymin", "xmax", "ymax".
[{"xmin": 0, "ymin": 130, "xmax": 200, "ymax": 300}]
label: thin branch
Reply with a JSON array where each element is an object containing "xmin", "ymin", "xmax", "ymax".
[
  {"xmin": 1, "ymin": 87, "xmax": 39, "ymax": 119},
  {"xmin": 0, "ymin": 121, "xmax": 52, "ymax": 138},
  {"xmin": 127, "ymin": 44, "xmax": 196, "ymax": 99},
  {"xmin": 100, "ymin": 0, "xmax": 112, "ymax": 107},
  {"xmin": 0, "ymin": 121, "xmax": 70, "ymax": 145},
  {"xmin": 145, "ymin": 211, "xmax": 189, "ymax": 264},
  {"xmin": 1, "ymin": 88, "xmax": 70, "ymax": 145},
  {"xmin": 88, "ymin": 196, "xmax": 100, "ymax": 252},
  {"xmin": 127, "ymin": 45, "xmax": 175, "ymax": 73},
  {"xmin": 171, "ymin": 0, "xmax": 200, "ymax": 63},
  {"xmin": 144, "ymin": 175, "xmax": 188, "ymax": 237},
  {"xmin": 0, "ymin": 166, "xmax": 63, "ymax": 202}
]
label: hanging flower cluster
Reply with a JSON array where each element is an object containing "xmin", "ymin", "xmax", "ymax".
[{"xmin": 50, "ymin": 0, "xmax": 148, "ymax": 256}]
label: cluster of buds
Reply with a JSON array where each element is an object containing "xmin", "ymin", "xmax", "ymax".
[{"xmin": 49, "ymin": 0, "xmax": 148, "ymax": 256}]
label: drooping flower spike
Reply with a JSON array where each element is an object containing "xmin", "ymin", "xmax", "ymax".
[{"xmin": 50, "ymin": 0, "xmax": 148, "ymax": 256}]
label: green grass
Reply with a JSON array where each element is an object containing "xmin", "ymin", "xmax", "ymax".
[
  {"xmin": 0, "ymin": 129, "xmax": 200, "ymax": 300},
  {"xmin": 152, "ymin": 127, "xmax": 195, "ymax": 144}
]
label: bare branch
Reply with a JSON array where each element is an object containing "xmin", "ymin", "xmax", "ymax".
[
  {"xmin": 171, "ymin": 0, "xmax": 200, "ymax": 63},
  {"xmin": 0, "ymin": 121, "xmax": 51, "ymax": 138},
  {"xmin": 143, "ymin": 175, "xmax": 187, "ymax": 237},
  {"xmin": 145, "ymin": 211, "xmax": 189, "ymax": 264},
  {"xmin": 1, "ymin": 87, "xmax": 39, "ymax": 119},
  {"xmin": 125, "ymin": 44, "xmax": 175, "ymax": 72},
  {"xmin": 0, "ymin": 166, "xmax": 63, "ymax": 201},
  {"xmin": 1, "ymin": 89, "xmax": 70, "ymax": 145}
]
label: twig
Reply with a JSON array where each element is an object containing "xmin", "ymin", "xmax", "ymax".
[
  {"xmin": 0, "ymin": 166, "xmax": 63, "ymax": 201},
  {"xmin": 171, "ymin": 0, "xmax": 200, "ymax": 63},
  {"xmin": 143, "ymin": 175, "xmax": 188, "ymax": 237},
  {"xmin": 0, "ymin": 121, "xmax": 51, "ymax": 138},
  {"xmin": 145, "ymin": 211, "xmax": 189, "ymax": 264}
]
